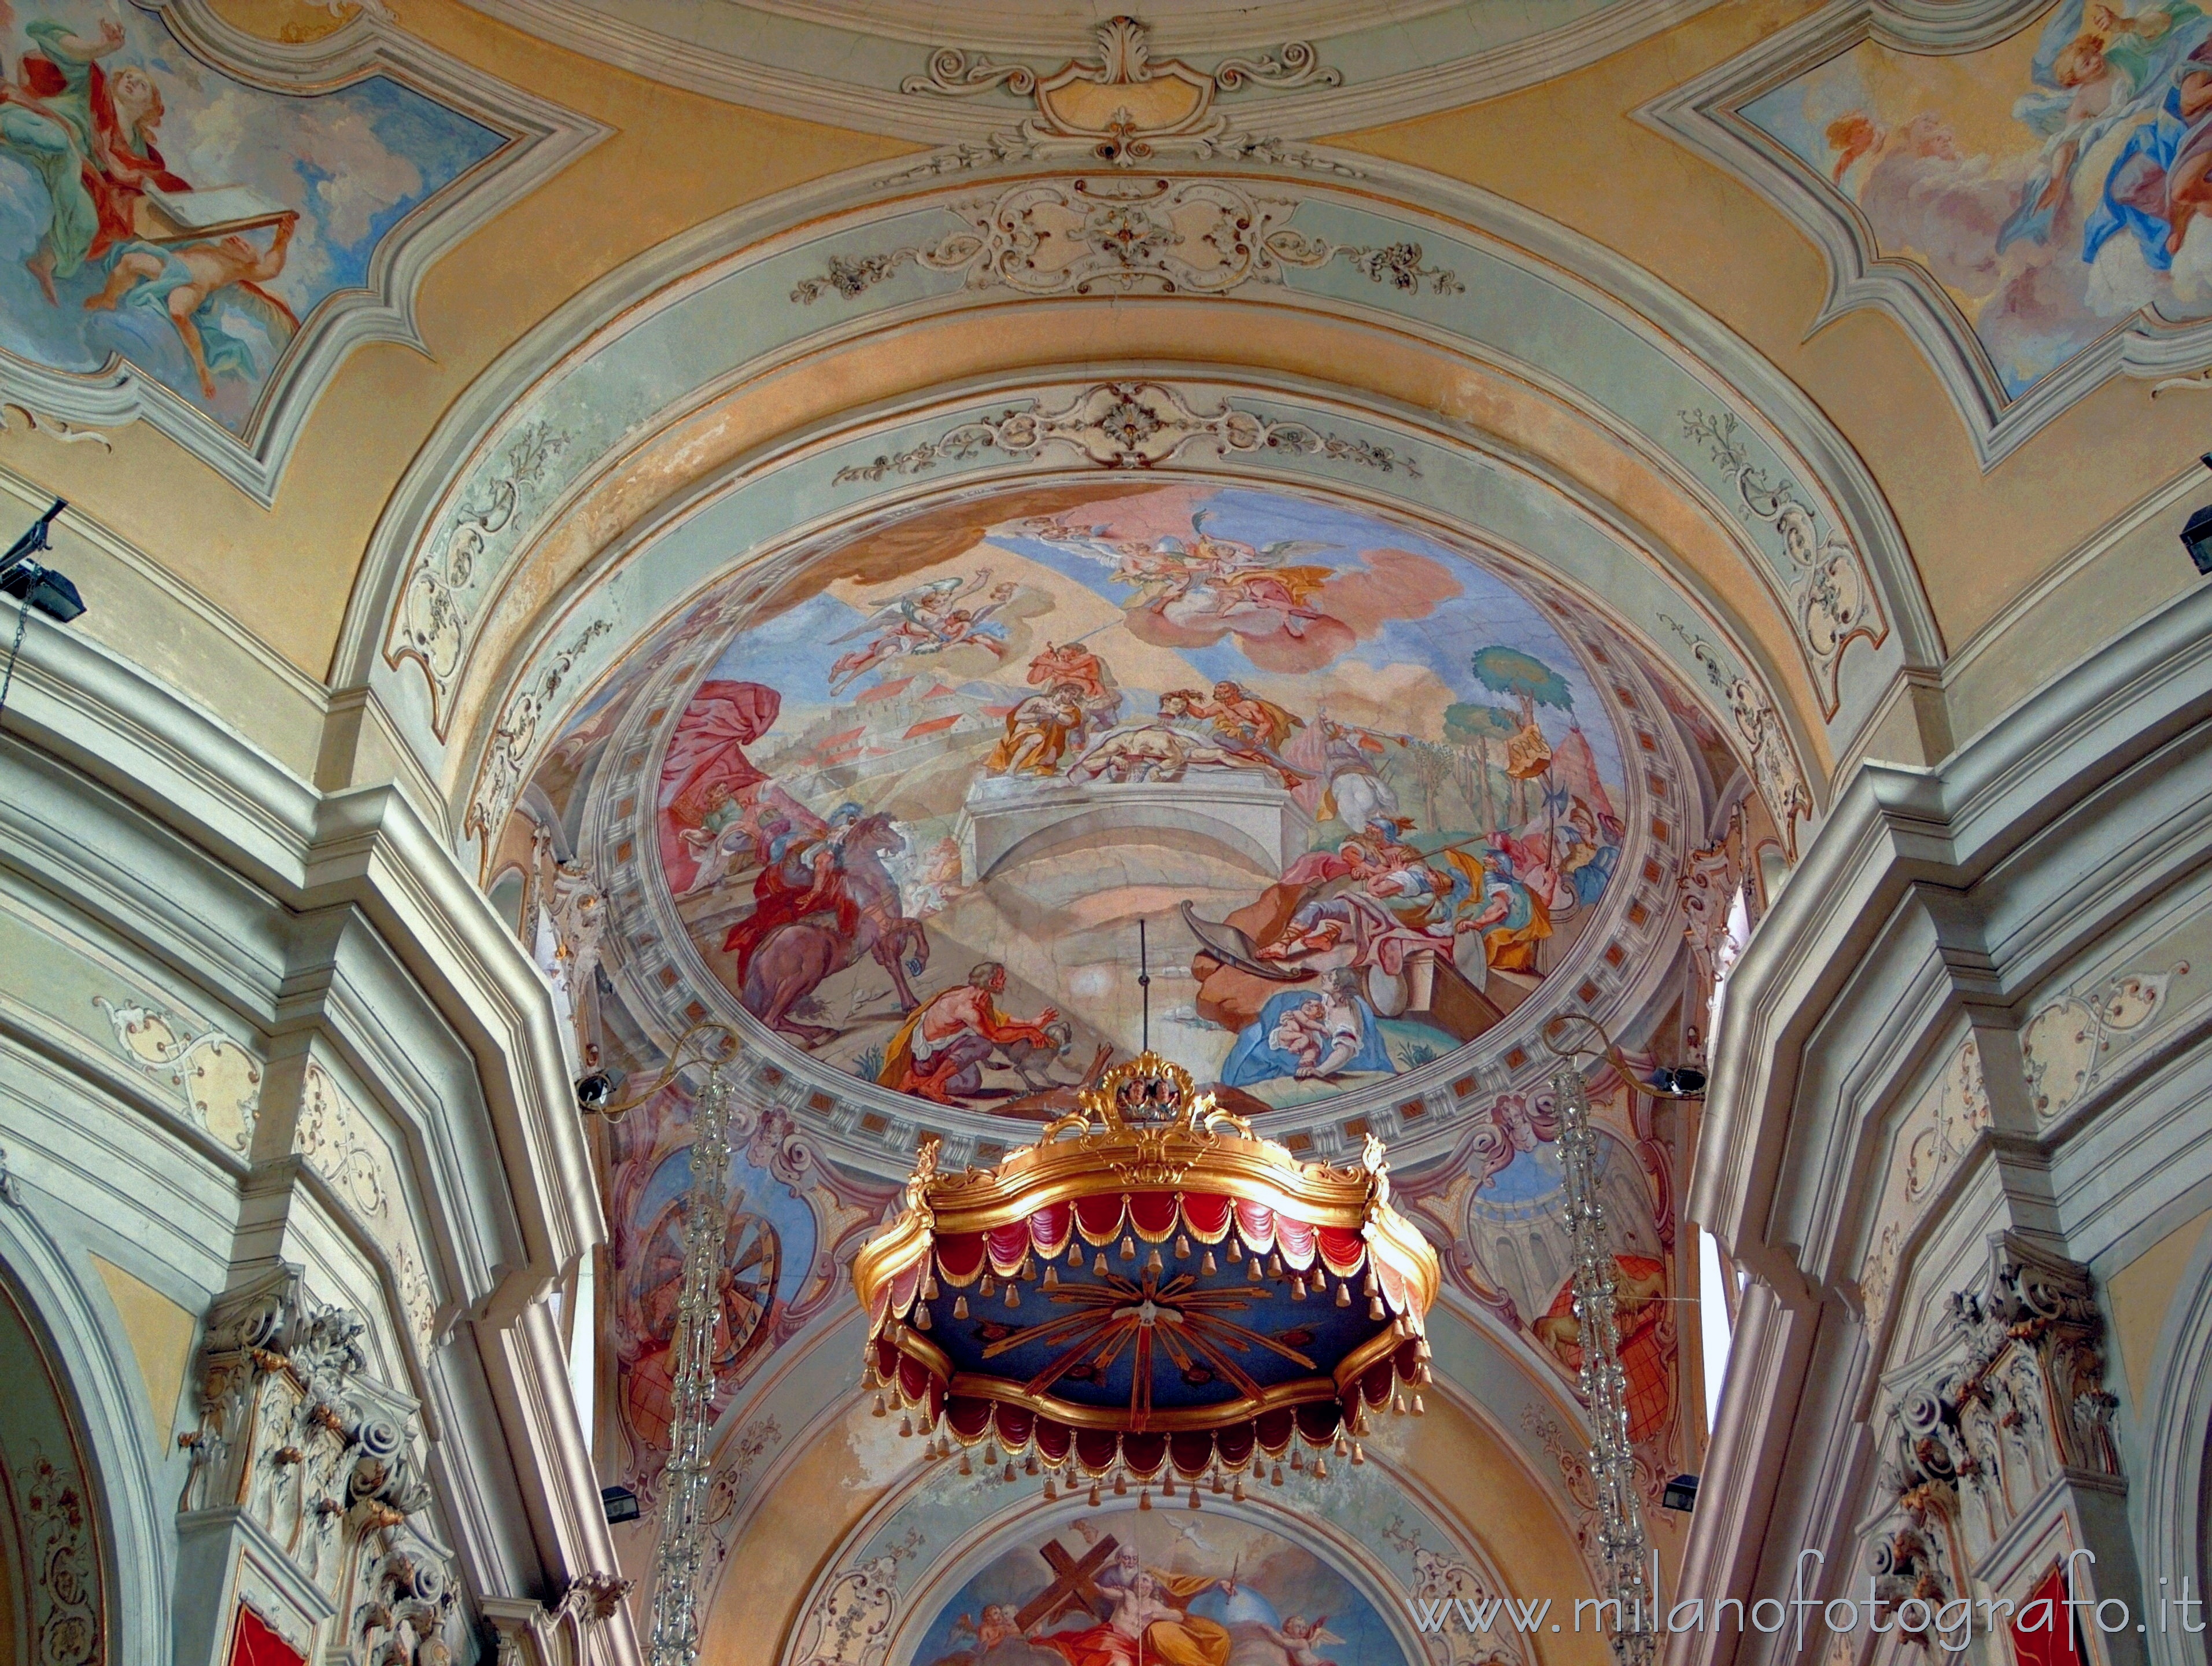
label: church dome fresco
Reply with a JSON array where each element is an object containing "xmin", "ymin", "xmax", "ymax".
[
  {"xmin": 902, "ymin": 1509, "xmax": 1412, "ymax": 1666},
  {"xmin": 540, "ymin": 478, "xmax": 1697, "ymax": 1149}
]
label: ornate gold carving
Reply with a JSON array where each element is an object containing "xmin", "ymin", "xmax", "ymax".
[
  {"xmin": 1867, "ymin": 1239, "xmax": 2122, "ymax": 1621},
  {"xmin": 179, "ymin": 1268, "xmax": 460, "ymax": 1664},
  {"xmin": 853, "ymin": 1048, "xmax": 1440, "ymax": 1329},
  {"xmin": 1078, "ymin": 1049, "xmax": 1205, "ymax": 1127}
]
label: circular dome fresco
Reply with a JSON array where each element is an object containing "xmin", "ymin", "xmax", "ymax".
[{"xmin": 570, "ymin": 480, "xmax": 1696, "ymax": 1142}]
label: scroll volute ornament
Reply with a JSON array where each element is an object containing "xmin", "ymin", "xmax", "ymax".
[
  {"xmin": 898, "ymin": 16, "xmax": 1342, "ymax": 167},
  {"xmin": 178, "ymin": 1266, "xmax": 460, "ymax": 1665},
  {"xmin": 1864, "ymin": 1236, "xmax": 2124, "ymax": 1626}
]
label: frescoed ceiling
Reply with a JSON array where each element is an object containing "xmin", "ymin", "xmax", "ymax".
[
  {"xmin": 499, "ymin": 467, "xmax": 1731, "ymax": 1649},
  {"xmin": 526, "ymin": 480, "xmax": 1686, "ymax": 1137},
  {"xmin": 7, "ymin": 0, "xmax": 2197, "ymax": 730},
  {"xmin": 0, "ymin": 0, "xmax": 599, "ymax": 500},
  {"xmin": 1, "ymin": 1, "xmax": 2206, "ymax": 1660},
  {"xmin": 1646, "ymin": 0, "xmax": 2212, "ymax": 462}
]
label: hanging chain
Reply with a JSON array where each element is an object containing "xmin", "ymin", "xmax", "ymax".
[
  {"xmin": 646, "ymin": 1064, "xmax": 735, "ymax": 1666},
  {"xmin": 1554, "ymin": 1068, "xmax": 1655, "ymax": 1666},
  {"xmin": 0, "ymin": 597, "xmax": 29, "ymax": 729}
]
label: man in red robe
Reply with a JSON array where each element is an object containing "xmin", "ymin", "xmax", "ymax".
[{"xmin": 719, "ymin": 806, "xmax": 864, "ymax": 983}]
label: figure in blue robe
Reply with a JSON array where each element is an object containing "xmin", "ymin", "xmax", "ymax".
[{"xmin": 1221, "ymin": 981, "xmax": 1393, "ymax": 1088}]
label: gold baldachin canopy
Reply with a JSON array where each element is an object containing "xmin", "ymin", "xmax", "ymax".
[{"xmin": 852, "ymin": 1051, "xmax": 1440, "ymax": 1332}]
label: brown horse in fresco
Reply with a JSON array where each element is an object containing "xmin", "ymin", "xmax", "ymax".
[{"xmin": 739, "ymin": 814, "xmax": 928, "ymax": 1046}]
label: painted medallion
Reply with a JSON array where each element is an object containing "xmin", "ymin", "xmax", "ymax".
[{"xmin": 1742, "ymin": 0, "xmax": 2212, "ymax": 399}]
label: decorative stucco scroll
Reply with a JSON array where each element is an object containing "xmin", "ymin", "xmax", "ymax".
[
  {"xmin": 439, "ymin": 0, "xmax": 1720, "ymax": 153},
  {"xmin": 788, "ymin": 1554, "xmax": 904, "ymax": 1666},
  {"xmin": 831, "ymin": 381, "xmax": 1421, "ymax": 483},
  {"xmin": 791, "ymin": 175, "xmax": 1463, "ymax": 301},
  {"xmin": 1681, "ymin": 408, "xmax": 1886, "ymax": 717},
  {"xmin": 0, "ymin": 401, "xmax": 109, "ymax": 450},
  {"xmin": 1382, "ymin": 1514, "xmax": 1530, "ymax": 1666},
  {"xmin": 1658, "ymin": 616, "xmax": 1814, "ymax": 857},
  {"xmin": 464, "ymin": 617, "xmax": 614, "ymax": 862},
  {"xmin": 294, "ymin": 1061, "xmax": 439, "ymax": 1347},
  {"xmin": 2020, "ymin": 960, "xmax": 2193, "ymax": 1126},
  {"xmin": 389, "ymin": 422, "xmax": 573, "ymax": 717},
  {"xmin": 93, "ymin": 996, "xmax": 261, "ymax": 1154},
  {"xmin": 890, "ymin": 16, "xmax": 1343, "ymax": 171},
  {"xmin": 1856, "ymin": 1034, "xmax": 1987, "ymax": 1330}
]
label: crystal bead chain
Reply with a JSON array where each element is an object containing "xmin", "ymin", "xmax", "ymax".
[
  {"xmin": 1554, "ymin": 1069, "xmax": 1655, "ymax": 1666},
  {"xmin": 647, "ymin": 1066, "xmax": 734, "ymax": 1666}
]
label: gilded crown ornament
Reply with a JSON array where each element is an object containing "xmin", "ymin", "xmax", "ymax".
[{"xmin": 852, "ymin": 1049, "xmax": 1440, "ymax": 1506}]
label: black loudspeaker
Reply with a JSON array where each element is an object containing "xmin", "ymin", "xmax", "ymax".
[{"xmin": 1, "ymin": 562, "xmax": 83, "ymax": 623}]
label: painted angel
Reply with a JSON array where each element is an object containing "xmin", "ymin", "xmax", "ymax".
[
  {"xmin": 1260, "ymin": 1615, "xmax": 1346, "ymax": 1666},
  {"xmin": 829, "ymin": 571, "xmax": 992, "ymax": 644},
  {"xmin": 1184, "ymin": 514, "xmax": 1337, "ymax": 640},
  {"xmin": 911, "ymin": 583, "xmax": 1019, "ymax": 658},
  {"xmin": 1999, "ymin": 0, "xmax": 2212, "ymax": 255},
  {"xmin": 826, "ymin": 571, "xmax": 1003, "ymax": 689},
  {"xmin": 1124, "ymin": 530, "xmax": 1334, "ymax": 643},
  {"xmin": 931, "ymin": 1604, "xmax": 1025, "ymax": 1665}
]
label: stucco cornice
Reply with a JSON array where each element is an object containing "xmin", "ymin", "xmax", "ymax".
[
  {"xmin": 0, "ymin": 596, "xmax": 601, "ymax": 1304},
  {"xmin": 1699, "ymin": 583, "xmax": 2212, "ymax": 1255},
  {"xmin": 0, "ymin": 591, "xmax": 633, "ymax": 1653}
]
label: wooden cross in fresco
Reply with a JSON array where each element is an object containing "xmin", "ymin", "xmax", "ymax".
[{"xmin": 1015, "ymin": 1534, "xmax": 1121, "ymax": 1631}]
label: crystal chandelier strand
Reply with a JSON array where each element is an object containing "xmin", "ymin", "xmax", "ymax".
[
  {"xmin": 647, "ymin": 1063, "xmax": 734, "ymax": 1666},
  {"xmin": 1554, "ymin": 1068, "xmax": 1655, "ymax": 1666}
]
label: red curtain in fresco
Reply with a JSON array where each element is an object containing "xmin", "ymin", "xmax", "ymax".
[{"xmin": 228, "ymin": 1605, "xmax": 306, "ymax": 1666}]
